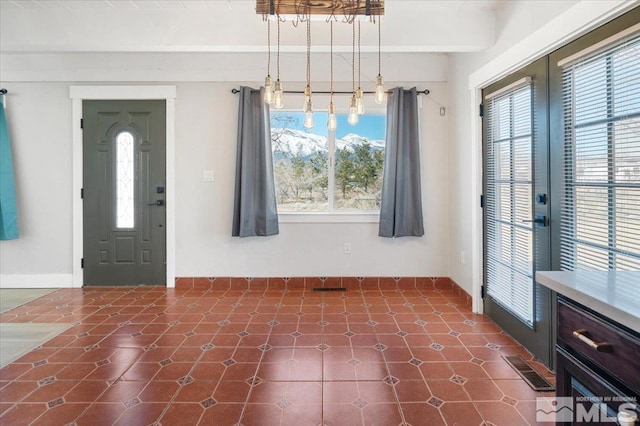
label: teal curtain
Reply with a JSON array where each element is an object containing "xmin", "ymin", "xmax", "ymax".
[{"xmin": 0, "ymin": 103, "xmax": 19, "ymax": 240}]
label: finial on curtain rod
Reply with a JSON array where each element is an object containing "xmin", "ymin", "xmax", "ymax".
[{"xmin": 0, "ymin": 89, "xmax": 7, "ymax": 95}]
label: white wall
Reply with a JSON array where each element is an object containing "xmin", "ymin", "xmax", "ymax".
[
  {"xmin": 0, "ymin": 53, "xmax": 450, "ymax": 284},
  {"xmin": 174, "ymin": 82, "xmax": 449, "ymax": 277},
  {"xmin": 446, "ymin": 0, "xmax": 637, "ymax": 300},
  {"xmin": 0, "ymin": 83, "xmax": 73, "ymax": 277}
]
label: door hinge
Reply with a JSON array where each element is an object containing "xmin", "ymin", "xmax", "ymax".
[
  {"xmin": 81, "ymin": 258, "xmax": 84, "ymax": 269},
  {"xmin": 80, "ymin": 188, "xmax": 84, "ymax": 199},
  {"xmin": 479, "ymin": 104, "xmax": 484, "ymax": 117},
  {"xmin": 480, "ymin": 194, "xmax": 485, "ymax": 208},
  {"xmin": 481, "ymin": 285, "xmax": 485, "ymax": 298},
  {"xmin": 80, "ymin": 118, "xmax": 84, "ymax": 129}
]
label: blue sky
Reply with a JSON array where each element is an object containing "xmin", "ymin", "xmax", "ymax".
[{"xmin": 272, "ymin": 111, "xmax": 386, "ymax": 140}]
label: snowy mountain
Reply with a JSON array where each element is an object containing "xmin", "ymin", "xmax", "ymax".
[
  {"xmin": 271, "ymin": 127, "xmax": 384, "ymax": 159},
  {"xmin": 337, "ymin": 133, "xmax": 385, "ymax": 151},
  {"xmin": 271, "ymin": 128, "xmax": 328, "ymax": 157}
]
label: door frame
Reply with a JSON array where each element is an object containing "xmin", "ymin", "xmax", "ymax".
[
  {"xmin": 466, "ymin": 1, "xmax": 634, "ymax": 314},
  {"xmin": 70, "ymin": 85, "xmax": 176, "ymax": 288}
]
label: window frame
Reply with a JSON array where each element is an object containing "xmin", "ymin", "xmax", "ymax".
[
  {"xmin": 484, "ymin": 81, "xmax": 536, "ymax": 326},
  {"xmin": 271, "ymin": 94, "xmax": 386, "ymax": 223},
  {"xmin": 560, "ymin": 35, "xmax": 640, "ymax": 271},
  {"xmin": 549, "ymin": 10, "xmax": 640, "ymax": 272}
]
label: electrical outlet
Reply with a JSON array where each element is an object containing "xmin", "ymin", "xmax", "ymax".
[
  {"xmin": 344, "ymin": 243, "xmax": 351, "ymax": 254},
  {"xmin": 202, "ymin": 171, "xmax": 215, "ymax": 182},
  {"xmin": 460, "ymin": 250, "xmax": 466, "ymax": 265}
]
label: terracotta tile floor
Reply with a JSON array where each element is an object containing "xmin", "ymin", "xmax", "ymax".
[{"xmin": 0, "ymin": 282, "xmax": 555, "ymax": 425}]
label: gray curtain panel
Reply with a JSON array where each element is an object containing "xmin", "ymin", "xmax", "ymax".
[
  {"xmin": 379, "ymin": 87, "xmax": 424, "ymax": 238},
  {"xmin": 232, "ymin": 86, "xmax": 279, "ymax": 237}
]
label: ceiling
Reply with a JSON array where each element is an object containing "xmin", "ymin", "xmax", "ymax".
[
  {"xmin": 0, "ymin": 0, "xmax": 504, "ymax": 53},
  {"xmin": 0, "ymin": 0, "xmax": 503, "ymax": 12}
]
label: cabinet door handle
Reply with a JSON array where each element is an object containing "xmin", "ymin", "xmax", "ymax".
[{"xmin": 572, "ymin": 329, "xmax": 613, "ymax": 352}]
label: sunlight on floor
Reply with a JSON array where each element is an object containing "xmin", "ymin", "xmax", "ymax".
[{"xmin": 0, "ymin": 288, "xmax": 68, "ymax": 367}]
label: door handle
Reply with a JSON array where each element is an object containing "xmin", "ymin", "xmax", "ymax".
[
  {"xmin": 522, "ymin": 215, "xmax": 547, "ymax": 226},
  {"xmin": 148, "ymin": 200, "xmax": 165, "ymax": 206}
]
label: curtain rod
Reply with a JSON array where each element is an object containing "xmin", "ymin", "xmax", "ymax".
[
  {"xmin": 0, "ymin": 89, "xmax": 7, "ymax": 95},
  {"xmin": 231, "ymin": 88, "xmax": 429, "ymax": 95}
]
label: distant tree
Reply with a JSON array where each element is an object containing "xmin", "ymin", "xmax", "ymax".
[
  {"xmin": 336, "ymin": 147, "xmax": 356, "ymax": 198},
  {"xmin": 271, "ymin": 113, "xmax": 301, "ymax": 157},
  {"xmin": 373, "ymin": 149, "xmax": 385, "ymax": 192},
  {"xmin": 291, "ymin": 153, "xmax": 307, "ymax": 199},
  {"xmin": 310, "ymin": 150, "xmax": 328, "ymax": 196},
  {"xmin": 274, "ymin": 159, "xmax": 293, "ymax": 203},
  {"xmin": 353, "ymin": 142, "xmax": 378, "ymax": 192}
]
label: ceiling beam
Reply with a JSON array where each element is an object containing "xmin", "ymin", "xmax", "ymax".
[{"xmin": 255, "ymin": 0, "xmax": 384, "ymax": 16}]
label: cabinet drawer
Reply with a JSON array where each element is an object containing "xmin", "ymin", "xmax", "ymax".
[
  {"xmin": 556, "ymin": 347, "xmax": 640, "ymax": 424},
  {"xmin": 558, "ymin": 299, "xmax": 640, "ymax": 392}
]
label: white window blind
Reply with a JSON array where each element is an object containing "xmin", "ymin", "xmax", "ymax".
[
  {"xmin": 561, "ymin": 33, "xmax": 640, "ymax": 271},
  {"xmin": 485, "ymin": 81, "xmax": 534, "ymax": 325}
]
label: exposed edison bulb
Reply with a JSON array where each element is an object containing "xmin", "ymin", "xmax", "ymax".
[
  {"xmin": 274, "ymin": 80, "xmax": 284, "ymax": 109},
  {"xmin": 302, "ymin": 85, "xmax": 312, "ymax": 111},
  {"xmin": 303, "ymin": 101, "xmax": 314, "ymax": 129},
  {"xmin": 348, "ymin": 95, "xmax": 359, "ymax": 125},
  {"xmin": 327, "ymin": 102, "xmax": 337, "ymax": 131},
  {"xmin": 355, "ymin": 88, "xmax": 365, "ymax": 115},
  {"xmin": 264, "ymin": 76, "xmax": 274, "ymax": 104},
  {"xmin": 374, "ymin": 75, "xmax": 386, "ymax": 105}
]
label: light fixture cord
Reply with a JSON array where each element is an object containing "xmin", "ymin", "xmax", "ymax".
[
  {"xmin": 377, "ymin": 11, "xmax": 381, "ymax": 77},
  {"xmin": 330, "ymin": 20, "xmax": 334, "ymax": 102},
  {"xmin": 352, "ymin": 18, "xmax": 356, "ymax": 94},
  {"xmin": 357, "ymin": 20, "xmax": 361, "ymax": 89},
  {"xmin": 277, "ymin": 12, "xmax": 281, "ymax": 80},
  {"xmin": 267, "ymin": 18, "xmax": 271, "ymax": 76},
  {"xmin": 306, "ymin": 6, "xmax": 311, "ymax": 88}
]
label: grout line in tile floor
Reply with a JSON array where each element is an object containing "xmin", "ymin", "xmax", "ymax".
[{"xmin": 0, "ymin": 281, "xmax": 555, "ymax": 426}]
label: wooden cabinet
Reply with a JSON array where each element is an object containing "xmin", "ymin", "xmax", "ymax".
[{"xmin": 556, "ymin": 297, "xmax": 640, "ymax": 425}]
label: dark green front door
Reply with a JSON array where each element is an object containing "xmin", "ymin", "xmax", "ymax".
[{"xmin": 83, "ymin": 100, "xmax": 166, "ymax": 286}]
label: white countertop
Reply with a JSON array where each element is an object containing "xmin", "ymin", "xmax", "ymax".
[{"xmin": 536, "ymin": 271, "xmax": 640, "ymax": 333}]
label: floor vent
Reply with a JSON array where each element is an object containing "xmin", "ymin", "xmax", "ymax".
[
  {"xmin": 503, "ymin": 355, "xmax": 555, "ymax": 392},
  {"xmin": 312, "ymin": 288, "xmax": 347, "ymax": 292}
]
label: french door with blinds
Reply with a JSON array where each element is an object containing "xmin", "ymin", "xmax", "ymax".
[
  {"xmin": 481, "ymin": 8, "xmax": 639, "ymax": 370},
  {"xmin": 550, "ymin": 16, "xmax": 640, "ymax": 273},
  {"xmin": 482, "ymin": 57, "xmax": 553, "ymax": 367}
]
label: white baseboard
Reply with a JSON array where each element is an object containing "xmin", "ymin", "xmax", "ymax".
[{"xmin": 0, "ymin": 274, "xmax": 75, "ymax": 289}]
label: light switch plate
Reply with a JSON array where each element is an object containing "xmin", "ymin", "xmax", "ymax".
[{"xmin": 202, "ymin": 171, "xmax": 215, "ymax": 182}]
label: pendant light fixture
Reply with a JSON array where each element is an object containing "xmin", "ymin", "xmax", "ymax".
[
  {"xmin": 273, "ymin": 13, "xmax": 284, "ymax": 109},
  {"xmin": 257, "ymin": 0, "xmax": 387, "ymax": 115},
  {"xmin": 347, "ymin": 19, "xmax": 359, "ymax": 125},
  {"xmin": 327, "ymin": 19, "xmax": 337, "ymax": 131},
  {"xmin": 374, "ymin": 15, "xmax": 385, "ymax": 104},
  {"xmin": 355, "ymin": 20, "xmax": 365, "ymax": 115},
  {"xmin": 264, "ymin": 16, "xmax": 274, "ymax": 104},
  {"xmin": 303, "ymin": 5, "xmax": 314, "ymax": 129}
]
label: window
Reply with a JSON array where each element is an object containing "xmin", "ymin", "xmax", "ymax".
[
  {"xmin": 115, "ymin": 131, "xmax": 135, "ymax": 228},
  {"xmin": 271, "ymin": 109, "xmax": 386, "ymax": 213},
  {"xmin": 560, "ymin": 33, "xmax": 640, "ymax": 270},
  {"xmin": 484, "ymin": 81, "xmax": 534, "ymax": 325}
]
